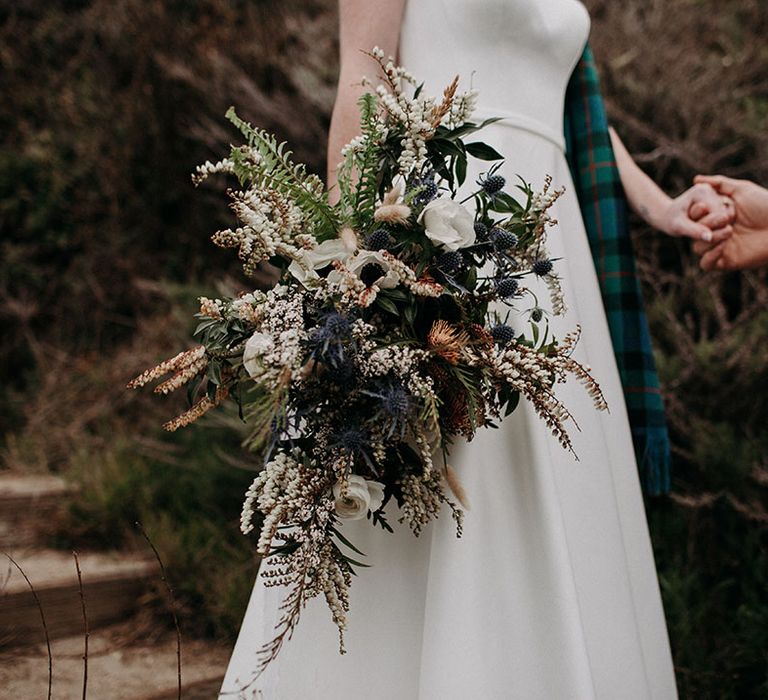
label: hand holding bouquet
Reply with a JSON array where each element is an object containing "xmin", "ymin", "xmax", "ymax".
[{"xmin": 129, "ymin": 48, "xmax": 606, "ymax": 674}]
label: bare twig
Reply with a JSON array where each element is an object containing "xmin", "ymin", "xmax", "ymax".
[
  {"xmin": 73, "ymin": 551, "xmax": 89, "ymax": 700},
  {"xmin": 136, "ymin": 522, "xmax": 182, "ymax": 700},
  {"xmin": 4, "ymin": 553, "xmax": 52, "ymax": 700}
]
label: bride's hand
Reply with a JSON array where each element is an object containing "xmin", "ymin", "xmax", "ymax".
[
  {"xmin": 608, "ymin": 128, "xmax": 733, "ymax": 243},
  {"xmin": 656, "ymin": 183, "xmax": 733, "ymax": 243}
]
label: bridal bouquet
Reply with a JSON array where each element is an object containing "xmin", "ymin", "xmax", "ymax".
[{"xmin": 129, "ymin": 48, "xmax": 606, "ymax": 672}]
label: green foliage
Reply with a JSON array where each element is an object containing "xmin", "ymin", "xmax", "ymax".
[
  {"xmin": 226, "ymin": 107, "xmax": 340, "ymax": 241},
  {"xmin": 587, "ymin": 1, "xmax": 768, "ymax": 695},
  {"xmin": 58, "ymin": 424, "xmax": 260, "ymax": 639},
  {"xmin": 335, "ymin": 92, "xmax": 388, "ymax": 230},
  {"xmin": 351, "ymin": 93, "xmax": 386, "ymax": 227}
]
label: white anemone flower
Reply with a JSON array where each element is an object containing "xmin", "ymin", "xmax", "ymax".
[
  {"xmin": 418, "ymin": 197, "xmax": 476, "ymax": 250},
  {"xmin": 345, "ymin": 250, "xmax": 400, "ymax": 289},
  {"xmin": 288, "ymin": 238, "xmax": 354, "ymax": 284}
]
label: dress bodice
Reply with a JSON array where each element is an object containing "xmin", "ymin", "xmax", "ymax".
[{"xmin": 399, "ymin": 0, "xmax": 591, "ymax": 150}]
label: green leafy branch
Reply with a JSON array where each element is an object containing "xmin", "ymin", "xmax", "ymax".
[{"xmin": 226, "ymin": 107, "xmax": 340, "ymax": 241}]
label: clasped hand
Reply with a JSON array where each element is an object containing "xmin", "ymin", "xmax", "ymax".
[{"xmin": 689, "ymin": 175, "xmax": 768, "ymax": 271}]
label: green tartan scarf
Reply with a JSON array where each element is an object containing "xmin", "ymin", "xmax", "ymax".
[{"xmin": 563, "ymin": 45, "xmax": 671, "ymax": 495}]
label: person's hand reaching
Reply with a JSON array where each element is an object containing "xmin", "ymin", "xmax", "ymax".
[{"xmin": 690, "ymin": 175, "xmax": 768, "ymax": 271}]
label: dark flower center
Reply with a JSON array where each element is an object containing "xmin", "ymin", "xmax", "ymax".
[{"xmin": 360, "ymin": 262, "xmax": 386, "ymax": 287}]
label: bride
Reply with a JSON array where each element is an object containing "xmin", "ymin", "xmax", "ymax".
[{"xmin": 220, "ymin": 1, "xmax": 731, "ymax": 697}]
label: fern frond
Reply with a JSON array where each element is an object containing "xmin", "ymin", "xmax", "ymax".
[
  {"xmin": 226, "ymin": 107, "xmax": 340, "ymax": 241},
  {"xmin": 351, "ymin": 93, "xmax": 386, "ymax": 228}
]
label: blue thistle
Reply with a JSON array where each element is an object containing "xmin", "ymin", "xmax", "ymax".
[
  {"xmin": 363, "ymin": 380, "xmax": 413, "ymax": 440},
  {"xmin": 474, "ymin": 221, "xmax": 489, "ymax": 242},
  {"xmin": 414, "ymin": 178, "xmax": 439, "ymax": 204},
  {"xmin": 323, "ymin": 312, "xmax": 351, "ymax": 338},
  {"xmin": 333, "ymin": 427, "xmax": 369, "ymax": 453},
  {"xmin": 491, "ymin": 324, "xmax": 516, "ymax": 346},
  {"xmin": 437, "ymin": 250, "xmax": 464, "ymax": 275},
  {"xmin": 381, "ymin": 385, "xmax": 410, "ymax": 418},
  {"xmin": 480, "ymin": 174, "xmax": 506, "ymax": 195},
  {"xmin": 532, "ymin": 259, "xmax": 554, "ymax": 276},
  {"xmin": 366, "ymin": 228, "xmax": 392, "ymax": 251},
  {"xmin": 492, "ymin": 228, "xmax": 518, "ymax": 250},
  {"xmin": 307, "ymin": 311, "xmax": 353, "ymax": 367},
  {"xmin": 495, "ymin": 278, "xmax": 519, "ymax": 299}
]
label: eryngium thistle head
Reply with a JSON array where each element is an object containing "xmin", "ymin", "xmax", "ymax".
[
  {"xmin": 332, "ymin": 427, "xmax": 368, "ymax": 453},
  {"xmin": 365, "ymin": 227, "xmax": 392, "ymax": 251},
  {"xmin": 480, "ymin": 174, "xmax": 506, "ymax": 194},
  {"xmin": 414, "ymin": 179, "xmax": 438, "ymax": 204},
  {"xmin": 307, "ymin": 311, "xmax": 353, "ymax": 367},
  {"xmin": 322, "ymin": 312, "xmax": 351, "ymax": 339},
  {"xmin": 381, "ymin": 384, "xmax": 410, "ymax": 419},
  {"xmin": 437, "ymin": 250, "xmax": 464, "ymax": 275},
  {"xmin": 473, "ymin": 221, "xmax": 489, "ymax": 242},
  {"xmin": 492, "ymin": 228, "xmax": 518, "ymax": 250},
  {"xmin": 495, "ymin": 277, "xmax": 519, "ymax": 299},
  {"xmin": 491, "ymin": 324, "xmax": 515, "ymax": 346},
  {"xmin": 532, "ymin": 259, "xmax": 554, "ymax": 276}
]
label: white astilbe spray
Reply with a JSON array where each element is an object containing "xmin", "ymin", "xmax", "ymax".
[
  {"xmin": 127, "ymin": 346, "xmax": 207, "ymax": 391},
  {"xmin": 369, "ymin": 47, "xmax": 437, "ymax": 176},
  {"xmin": 212, "ymin": 187, "xmax": 311, "ymax": 277},
  {"xmin": 504, "ymin": 176, "xmax": 568, "ymax": 315},
  {"xmin": 191, "ymin": 157, "xmax": 236, "ymax": 185},
  {"xmin": 249, "ymin": 287, "xmax": 309, "ymax": 382},
  {"xmin": 399, "ymin": 470, "xmax": 464, "ymax": 537},
  {"xmin": 240, "ymin": 450, "xmax": 351, "ymax": 678},
  {"xmin": 241, "ymin": 450, "xmax": 327, "ymax": 550},
  {"xmin": 448, "ymin": 88, "xmax": 479, "ymax": 126},
  {"xmin": 493, "ymin": 330, "xmax": 607, "ymax": 454}
]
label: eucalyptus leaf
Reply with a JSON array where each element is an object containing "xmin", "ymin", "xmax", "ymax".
[
  {"xmin": 376, "ymin": 295, "xmax": 399, "ymax": 316},
  {"xmin": 456, "ymin": 155, "xmax": 468, "ymax": 187},
  {"xmin": 465, "ymin": 142, "xmax": 504, "ymax": 161},
  {"xmin": 504, "ymin": 391, "xmax": 521, "ymax": 416},
  {"xmin": 331, "ymin": 526, "xmax": 368, "ymax": 557}
]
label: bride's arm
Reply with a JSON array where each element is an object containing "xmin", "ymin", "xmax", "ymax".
[
  {"xmin": 327, "ymin": 0, "xmax": 407, "ymax": 193},
  {"xmin": 609, "ymin": 127, "xmax": 732, "ymax": 243}
]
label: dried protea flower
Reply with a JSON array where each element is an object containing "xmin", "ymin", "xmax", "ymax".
[
  {"xmin": 374, "ymin": 186, "xmax": 411, "ymax": 225},
  {"xmin": 427, "ymin": 320, "xmax": 470, "ymax": 365}
]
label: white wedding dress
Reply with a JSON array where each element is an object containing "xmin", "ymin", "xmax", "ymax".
[{"xmin": 220, "ymin": 1, "xmax": 678, "ymax": 698}]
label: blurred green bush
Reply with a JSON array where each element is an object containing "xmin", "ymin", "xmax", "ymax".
[
  {"xmin": 1, "ymin": 0, "xmax": 766, "ymax": 696},
  {"xmin": 589, "ymin": 1, "xmax": 768, "ymax": 697}
]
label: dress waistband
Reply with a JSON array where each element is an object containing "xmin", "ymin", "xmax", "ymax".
[{"xmin": 471, "ymin": 108, "xmax": 566, "ymax": 153}]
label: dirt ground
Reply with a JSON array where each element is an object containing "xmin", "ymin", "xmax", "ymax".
[{"xmin": 0, "ymin": 622, "xmax": 232, "ymax": 700}]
